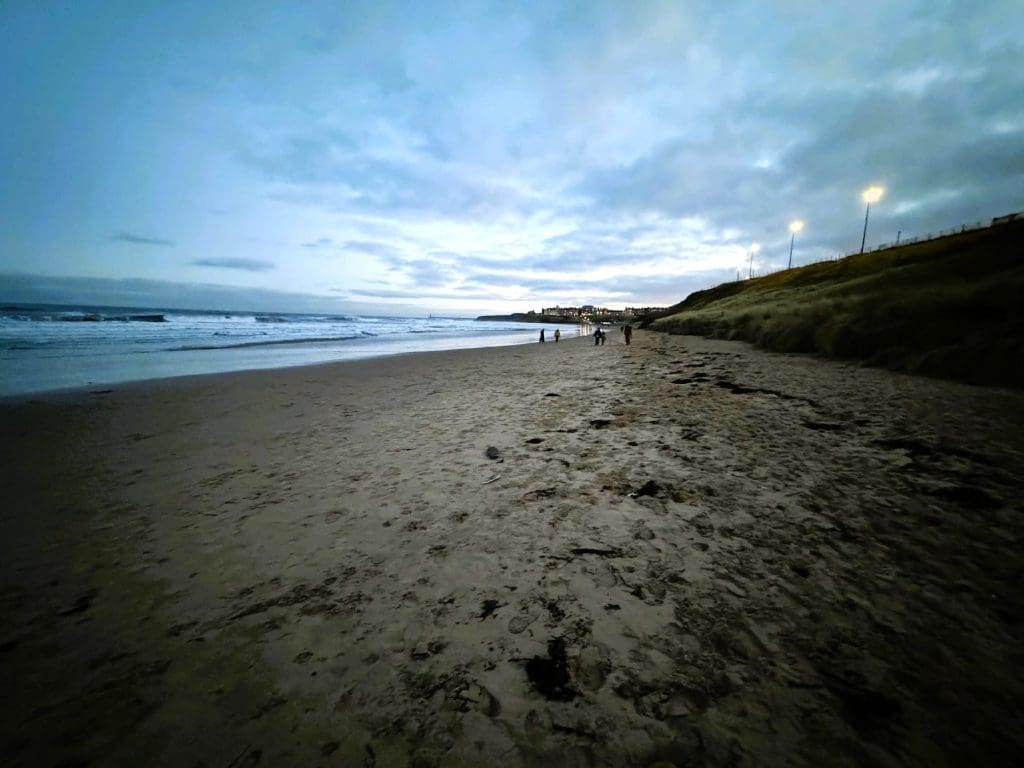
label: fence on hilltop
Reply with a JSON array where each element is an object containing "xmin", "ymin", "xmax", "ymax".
[{"xmin": 742, "ymin": 210, "xmax": 1023, "ymax": 280}]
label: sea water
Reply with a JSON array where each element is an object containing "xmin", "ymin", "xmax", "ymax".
[{"xmin": 0, "ymin": 303, "xmax": 583, "ymax": 396}]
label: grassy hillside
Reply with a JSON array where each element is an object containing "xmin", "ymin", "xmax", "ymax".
[{"xmin": 644, "ymin": 218, "xmax": 1024, "ymax": 387}]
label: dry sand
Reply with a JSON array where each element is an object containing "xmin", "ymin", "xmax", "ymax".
[{"xmin": 2, "ymin": 330, "xmax": 1023, "ymax": 767}]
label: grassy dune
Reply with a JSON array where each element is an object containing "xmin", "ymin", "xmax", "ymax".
[{"xmin": 645, "ymin": 218, "xmax": 1024, "ymax": 387}]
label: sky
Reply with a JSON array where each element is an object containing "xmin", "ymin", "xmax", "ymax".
[{"xmin": 1, "ymin": 0, "xmax": 1022, "ymax": 315}]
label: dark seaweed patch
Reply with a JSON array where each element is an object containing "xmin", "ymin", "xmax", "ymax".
[{"xmin": 525, "ymin": 638, "xmax": 578, "ymax": 701}]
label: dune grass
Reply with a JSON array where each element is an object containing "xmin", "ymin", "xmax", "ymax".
[{"xmin": 645, "ymin": 219, "xmax": 1024, "ymax": 387}]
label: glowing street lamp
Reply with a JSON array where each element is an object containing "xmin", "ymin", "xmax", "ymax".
[
  {"xmin": 788, "ymin": 220, "xmax": 804, "ymax": 269},
  {"xmin": 747, "ymin": 243, "xmax": 761, "ymax": 278},
  {"xmin": 860, "ymin": 186, "xmax": 884, "ymax": 253}
]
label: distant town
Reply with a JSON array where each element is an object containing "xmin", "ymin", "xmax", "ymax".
[{"xmin": 476, "ymin": 305, "xmax": 667, "ymax": 323}]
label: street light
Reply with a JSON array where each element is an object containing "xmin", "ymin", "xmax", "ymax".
[
  {"xmin": 747, "ymin": 243, "xmax": 761, "ymax": 278},
  {"xmin": 788, "ymin": 220, "xmax": 804, "ymax": 269},
  {"xmin": 860, "ymin": 186, "xmax": 884, "ymax": 253}
]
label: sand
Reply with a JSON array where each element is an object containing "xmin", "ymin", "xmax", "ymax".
[{"xmin": 2, "ymin": 330, "xmax": 1023, "ymax": 767}]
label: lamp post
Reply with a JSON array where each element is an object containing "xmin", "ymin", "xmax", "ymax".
[
  {"xmin": 860, "ymin": 186, "xmax": 884, "ymax": 253},
  {"xmin": 747, "ymin": 243, "xmax": 760, "ymax": 279},
  {"xmin": 788, "ymin": 220, "xmax": 804, "ymax": 269}
]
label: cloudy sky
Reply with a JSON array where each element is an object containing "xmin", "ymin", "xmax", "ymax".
[{"xmin": 2, "ymin": 0, "xmax": 1022, "ymax": 315}]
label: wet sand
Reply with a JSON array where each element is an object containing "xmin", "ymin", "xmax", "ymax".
[{"xmin": 2, "ymin": 331, "xmax": 1023, "ymax": 767}]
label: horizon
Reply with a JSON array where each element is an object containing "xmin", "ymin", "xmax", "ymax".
[
  {"xmin": 0, "ymin": 279, "xmax": 647, "ymax": 318},
  {"xmin": 0, "ymin": 293, "xmax": 654, "ymax": 319},
  {"xmin": 2, "ymin": 1, "xmax": 1022, "ymax": 315}
]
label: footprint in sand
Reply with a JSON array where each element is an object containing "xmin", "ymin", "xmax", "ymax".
[
  {"xmin": 570, "ymin": 644, "xmax": 611, "ymax": 691},
  {"xmin": 456, "ymin": 682, "xmax": 502, "ymax": 717},
  {"xmin": 508, "ymin": 613, "xmax": 536, "ymax": 634},
  {"xmin": 590, "ymin": 562, "xmax": 619, "ymax": 589},
  {"xmin": 628, "ymin": 579, "xmax": 667, "ymax": 606},
  {"xmin": 633, "ymin": 522, "xmax": 657, "ymax": 541}
]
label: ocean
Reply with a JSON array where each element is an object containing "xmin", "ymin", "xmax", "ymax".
[{"xmin": 0, "ymin": 303, "xmax": 584, "ymax": 396}]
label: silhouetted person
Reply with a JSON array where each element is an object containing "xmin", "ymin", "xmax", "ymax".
[
  {"xmin": 539, "ymin": 329, "xmax": 545, "ymax": 343},
  {"xmin": 594, "ymin": 328, "xmax": 602, "ymax": 346},
  {"xmin": 623, "ymin": 324, "xmax": 632, "ymax": 345}
]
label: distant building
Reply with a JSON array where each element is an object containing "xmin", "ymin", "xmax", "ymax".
[
  {"xmin": 541, "ymin": 305, "xmax": 581, "ymax": 317},
  {"xmin": 539, "ymin": 304, "xmax": 665, "ymax": 319}
]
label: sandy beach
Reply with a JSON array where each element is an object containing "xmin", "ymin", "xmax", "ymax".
[{"xmin": 2, "ymin": 330, "xmax": 1023, "ymax": 767}]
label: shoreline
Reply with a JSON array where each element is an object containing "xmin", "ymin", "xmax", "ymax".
[
  {"xmin": 0, "ymin": 325, "xmax": 588, "ymax": 401},
  {"xmin": 3, "ymin": 331, "xmax": 1023, "ymax": 766},
  {"xmin": 1, "ymin": 332, "xmax": 595, "ymax": 404}
]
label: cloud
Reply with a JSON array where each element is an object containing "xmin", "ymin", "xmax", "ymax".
[
  {"xmin": 349, "ymin": 286, "xmax": 476, "ymax": 300},
  {"xmin": 5, "ymin": 1, "xmax": 1023, "ymax": 313},
  {"xmin": 344, "ymin": 262, "xmax": 736, "ymax": 307},
  {"xmin": 111, "ymin": 232, "xmax": 175, "ymax": 247},
  {"xmin": 395, "ymin": 258, "xmax": 457, "ymax": 288},
  {"xmin": 230, "ymin": 1, "xmax": 1020, "ymax": 296},
  {"xmin": 209, "ymin": 3, "xmax": 1023, "ymax": 303},
  {"xmin": 569, "ymin": 37, "xmax": 1024, "ymax": 260},
  {"xmin": 340, "ymin": 240, "xmax": 406, "ymax": 259},
  {"xmin": 0, "ymin": 272, "xmax": 417, "ymax": 315},
  {"xmin": 192, "ymin": 258, "xmax": 276, "ymax": 271}
]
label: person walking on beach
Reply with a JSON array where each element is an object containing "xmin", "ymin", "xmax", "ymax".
[
  {"xmin": 554, "ymin": 329, "xmax": 561, "ymax": 343},
  {"xmin": 600, "ymin": 329, "xmax": 606, "ymax": 345},
  {"xmin": 594, "ymin": 328, "xmax": 602, "ymax": 346},
  {"xmin": 539, "ymin": 329, "xmax": 545, "ymax": 343},
  {"xmin": 623, "ymin": 324, "xmax": 633, "ymax": 345}
]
